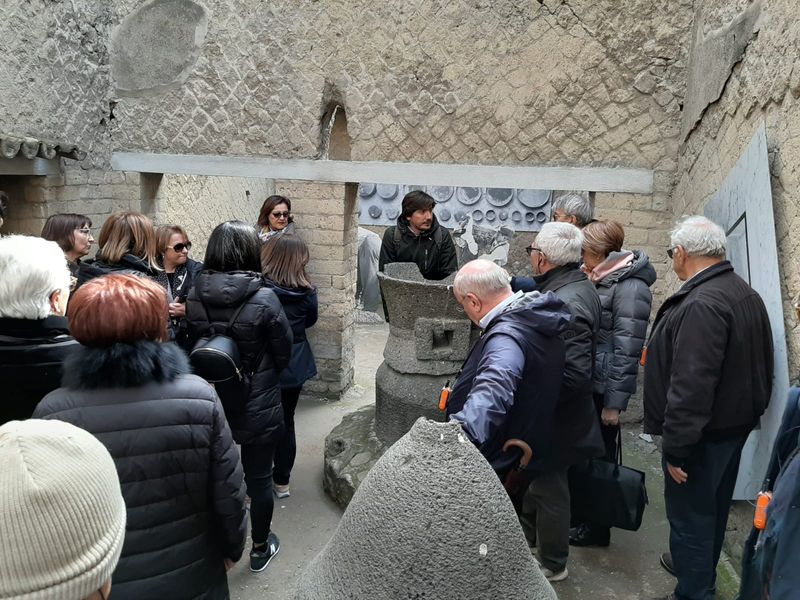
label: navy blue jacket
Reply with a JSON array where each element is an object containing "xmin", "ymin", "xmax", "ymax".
[
  {"xmin": 263, "ymin": 281, "xmax": 318, "ymax": 389},
  {"xmin": 447, "ymin": 291, "xmax": 570, "ymax": 475}
]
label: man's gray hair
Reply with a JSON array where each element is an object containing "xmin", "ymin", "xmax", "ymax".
[
  {"xmin": 453, "ymin": 259, "xmax": 511, "ymax": 298},
  {"xmin": 0, "ymin": 235, "xmax": 71, "ymax": 319},
  {"xmin": 552, "ymin": 192, "xmax": 594, "ymax": 226},
  {"xmin": 670, "ymin": 216, "xmax": 727, "ymax": 258},
  {"xmin": 535, "ymin": 222, "xmax": 584, "ymax": 266}
]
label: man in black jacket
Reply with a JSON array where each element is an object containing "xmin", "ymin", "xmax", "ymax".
[
  {"xmin": 379, "ymin": 190, "xmax": 458, "ymax": 281},
  {"xmin": 643, "ymin": 216, "xmax": 773, "ymax": 600},
  {"xmin": 0, "ymin": 235, "xmax": 79, "ymax": 425},
  {"xmin": 511, "ymin": 222, "xmax": 605, "ymax": 582}
]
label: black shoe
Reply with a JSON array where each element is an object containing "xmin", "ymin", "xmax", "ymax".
[
  {"xmin": 659, "ymin": 552, "xmax": 676, "ymax": 577},
  {"xmin": 250, "ymin": 532, "xmax": 280, "ymax": 573},
  {"xmin": 568, "ymin": 524, "xmax": 610, "ymax": 547}
]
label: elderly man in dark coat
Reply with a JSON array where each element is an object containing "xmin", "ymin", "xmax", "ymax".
[
  {"xmin": 643, "ymin": 216, "xmax": 773, "ymax": 600},
  {"xmin": 0, "ymin": 235, "xmax": 79, "ymax": 425},
  {"xmin": 511, "ymin": 222, "xmax": 605, "ymax": 583}
]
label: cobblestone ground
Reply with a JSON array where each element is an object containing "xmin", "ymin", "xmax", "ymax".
[{"xmin": 229, "ymin": 322, "xmax": 740, "ymax": 600}]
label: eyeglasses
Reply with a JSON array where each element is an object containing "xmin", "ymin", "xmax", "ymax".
[
  {"xmin": 667, "ymin": 246, "xmax": 679, "ymax": 259},
  {"xmin": 75, "ymin": 228, "xmax": 92, "ymax": 235},
  {"xmin": 168, "ymin": 242, "xmax": 192, "ymax": 253},
  {"xmin": 271, "ymin": 211, "xmax": 290, "ymax": 219},
  {"xmin": 525, "ymin": 246, "xmax": 543, "ymax": 257}
]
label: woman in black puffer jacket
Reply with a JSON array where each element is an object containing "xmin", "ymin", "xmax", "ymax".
[
  {"xmin": 34, "ymin": 274, "xmax": 247, "ymax": 600},
  {"xmin": 186, "ymin": 220, "xmax": 293, "ymax": 574},
  {"xmin": 570, "ymin": 219, "xmax": 656, "ymax": 548}
]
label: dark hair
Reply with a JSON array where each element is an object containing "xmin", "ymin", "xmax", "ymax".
[
  {"xmin": 257, "ymin": 195, "xmax": 294, "ymax": 229},
  {"xmin": 401, "ymin": 190, "xmax": 435, "ymax": 220},
  {"xmin": 68, "ymin": 274, "xmax": 168, "ymax": 346},
  {"xmin": 261, "ymin": 234, "xmax": 313, "ymax": 289},
  {"xmin": 205, "ymin": 220, "xmax": 262, "ymax": 272},
  {"xmin": 582, "ymin": 220, "xmax": 625, "ymax": 258},
  {"xmin": 41, "ymin": 213, "xmax": 92, "ymax": 253},
  {"xmin": 0, "ymin": 191, "xmax": 8, "ymax": 220}
]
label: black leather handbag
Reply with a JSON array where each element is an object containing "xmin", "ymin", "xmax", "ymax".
[{"xmin": 568, "ymin": 429, "xmax": 648, "ymax": 531}]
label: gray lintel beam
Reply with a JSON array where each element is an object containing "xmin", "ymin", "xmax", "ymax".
[
  {"xmin": 0, "ymin": 156, "xmax": 60, "ymax": 176},
  {"xmin": 111, "ymin": 152, "xmax": 654, "ymax": 194}
]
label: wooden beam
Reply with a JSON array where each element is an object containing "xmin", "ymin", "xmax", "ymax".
[
  {"xmin": 112, "ymin": 152, "xmax": 654, "ymax": 194},
  {"xmin": 0, "ymin": 157, "xmax": 60, "ymax": 176}
]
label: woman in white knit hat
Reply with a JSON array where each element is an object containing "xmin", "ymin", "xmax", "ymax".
[{"xmin": 0, "ymin": 418, "xmax": 126, "ymax": 600}]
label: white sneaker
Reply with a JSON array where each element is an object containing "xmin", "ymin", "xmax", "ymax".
[
  {"xmin": 273, "ymin": 484, "xmax": 290, "ymax": 498},
  {"xmin": 541, "ymin": 566, "xmax": 568, "ymax": 582}
]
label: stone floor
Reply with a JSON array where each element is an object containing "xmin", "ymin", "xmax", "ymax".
[{"xmin": 229, "ymin": 321, "xmax": 741, "ymax": 600}]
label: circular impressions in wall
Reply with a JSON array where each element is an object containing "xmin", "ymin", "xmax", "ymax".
[
  {"xmin": 385, "ymin": 207, "xmax": 399, "ymax": 220},
  {"xmin": 486, "ymin": 188, "xmax": 514, "ymax": 207},
  {"xmin": 485, "ymin": 209, "xmax": 496, "ymax": 222},
  {"xmin": 499, "ymin": 210, "xmax": 508, "ymax": 221},
  {"xmin": 429, "ymin": 186, "xmax": 454, "ymax": 203},
  {"xmin": 454, "ymin": 210, "xmax": 467, "ymax": 223},
  {"xmin": 456, "ymin": 187, "xmax": 482, "ymax": 205},
  {"xmin": 536, "ymin": 211, "xmax": 547, "ymax": 223},
  {"xmin": 377, "ymin": 184, "xmax": 398, "ymax": 200},
  {"xmin": 472, "ymin": 209, "xmax": 484, "ymax": 222},
  {"xmin": 517, "ymin": 189, "xmax": 551, "ymax": 209},
  {"xmin": 525, "ymin": 211, "xmax": 536, "ymax": 223},
  {"xmin": 437, "ymin": 208, "xmax": 451, "ymax": 221},
  {"xmin": 359, "ymin": 183, "xmax": 376, "ymax": 198},
  {"xmin": 511, "ymin": 210, "xmax": 522, "ymax": 223},
  {"xmin": 368, "ymin": 205, "xmax": 383, "ymax": 219}
]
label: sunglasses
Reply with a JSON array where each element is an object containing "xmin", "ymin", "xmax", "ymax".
[
  {"xmin": 271, "ymin": 211, "xmax": 290, "ymax": 219},
  {"xmin": 168, "ymin": 242, "xmax": 192, "ymax": 253},
  {"xmin": 667, "ymin": 246, "xmax": 679, "ymax": 259},
  {"xmin": 525, "ymin": 246, "xmax": 543, "ymax": 256}
]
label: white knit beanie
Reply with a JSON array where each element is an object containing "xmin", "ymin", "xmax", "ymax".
[{"xmin": 0, "ymin": 420, "xmax": 126, "ymax": 600}]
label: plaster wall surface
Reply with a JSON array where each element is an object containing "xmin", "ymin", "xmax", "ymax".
[{"xmin": 672, "ymin": 0, "xmax": 800, "ymax": 568}]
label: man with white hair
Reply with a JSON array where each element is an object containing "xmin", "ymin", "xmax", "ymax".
[
  {"xmin": 511, "ymin": 222, "xmax": 604, "ymax": 582},
  {"xmin": 643, "ymin": 216, "xmax": 773, "ymax": 600},
  {"xmin": 0, "ymin": 235, "xmax": 79, "ymax": 424},
  {"xmin": 446, "ymin": 259, "xmax": 570, "ymax": 499},
  {"xmin": 550, "ymin": 192, "xmax": 594, "ymax": 228}
]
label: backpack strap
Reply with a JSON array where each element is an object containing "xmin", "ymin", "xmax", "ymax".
[
  {"xmin": 394, "ymin": 226, "xmax": 401, "ymax": 243},
  {"xmin": 224, "ymin": 289, "xmax": 258, "ymax": 335}
]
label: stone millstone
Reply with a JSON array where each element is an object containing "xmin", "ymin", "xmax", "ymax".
[{"xmin": 295, "ymin": 418, "xmax": 557, "ymax": 600}]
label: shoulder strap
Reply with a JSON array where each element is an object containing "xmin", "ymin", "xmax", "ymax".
[
  {"xmin": 433, "ymin": 226, "xmax": 443, "ymax": 245},
  {"xmin": 394, "ymin": 226, "xmax": 401, "ymax": 243},
  {"xmin": 224, "ymin": 288, "xmax": 260, "ymax": 335}
]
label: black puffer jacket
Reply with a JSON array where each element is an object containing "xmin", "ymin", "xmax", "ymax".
[
  {"xmin": 77, "ymin": 253, "xmax": 159, "ymax": 287},
  {"xmin": 513, "ymin": 265, "xmax": 605, "ymax": 467},
  {"xmin": 378, "ymin": 214, "xmax": 458, "ymax": 280},
  {"xmin": 643, "ymin": 261, "xmax": 774, "ymax": 462},
  {"xmin": 33, "ymin": 342, "xmax": 247, "ymax": 600},
  {"xmin": 0, "ymin": 315, "xmax": 79, "ymax": 425},
  {"xmin": 187, "ymin": 271, "xmax": 293, "ymax": 446},
  {"xmin": 592, "ymin": 250, "xmax": 656, "ymax": 411}
]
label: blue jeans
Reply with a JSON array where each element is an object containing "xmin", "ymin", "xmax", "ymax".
[
  {"xmin": 240, "ymin": 443, "xmax": 276, "ymax": 545},
  {"xmin": 663, "ymin": 435, "xmax": 748, "ymax": 600}
]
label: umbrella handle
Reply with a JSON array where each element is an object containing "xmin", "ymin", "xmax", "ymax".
[{"xmin": 502, "ymin": 438, "xmax": 533, "ymax": 469}]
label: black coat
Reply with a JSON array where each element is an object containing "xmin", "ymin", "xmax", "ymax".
[
  {"xmin": 33, "ymin": 341, "xmax": 247, "ymax": 600},
  {"xmin": 378, "ymin": 214, "xmax": 458, "ymax": 280},
  {"xmin": 447, "ymin": 291, "xmax": 570, "ymax": 475},
  {"xmin": 186, "ymin": 271, "xmax": 293, "ymax": 446},
  {"xmin": 643, "ymin": 261, "xmax": 774, "ymax": 463},
  {"xmin": 156, "ymin": 258, "xmax": 205, "ymax": 348},
  {"xmin": 0, "ymin": 315, "xmax": 79, "ymax": 425},
  {"xmin": 77, "ymin": 253, "xmax": 159, "ymax": 287},
  {"xmin": 593, "ymin": 250, "xmax": 656, "ymax": 411},
  {"xmin": 263, "ymin": 280, "xmax": 318, "ymax": 389},
  {"xmin": 513, "ymin": 265, "xmax": 605, "ymax": 467}
]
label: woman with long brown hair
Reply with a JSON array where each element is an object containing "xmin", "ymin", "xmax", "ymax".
[
  {"xmin": 77, "ymin": 211, "xmax": 160, "ymax": 286},
  {"xmin": 261, "ymin": 234, "xmax": 318, "ymax": 499}
]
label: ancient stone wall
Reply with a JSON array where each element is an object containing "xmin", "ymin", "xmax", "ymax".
[{"xmin": 672, "ymin": 0, "xmax": 800, "ymax": 568}]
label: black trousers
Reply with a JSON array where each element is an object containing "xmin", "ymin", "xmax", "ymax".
[
  {"xmin": 240, "ymin": 443, "xmax": 277, "ymax": 545},
  {"xmin": 273, "ymin": 386, "xmax": 303, "ymax": 486},
  {"xmin": 663, "ymin": 435, "xmax": 748, "ymax": 600}
]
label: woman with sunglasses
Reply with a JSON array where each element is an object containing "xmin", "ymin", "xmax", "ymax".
[
  {"xmin": 41, "ymin": 213, "xmax": 95, "ymax": 288},
  {"xmin": 257, "ymin": 195, "xmax": 295, "ymax": 243},
  {"xmin": 156, "ymin": 225, "xmax": 203, "ymax": 349}
]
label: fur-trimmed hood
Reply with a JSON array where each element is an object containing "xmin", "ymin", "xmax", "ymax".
[{"xmin": 62, "ymin": 340, "xmax": 190, "ymax": 390}]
